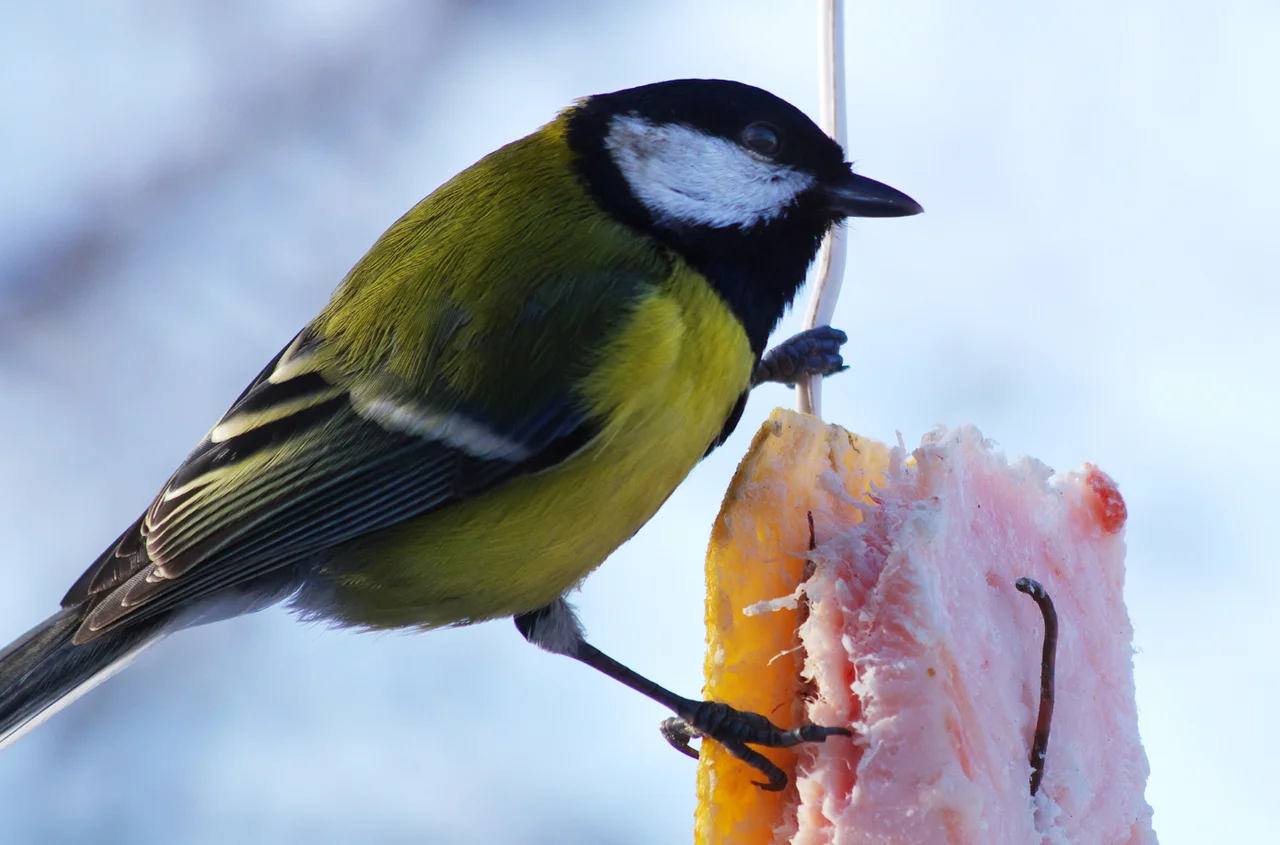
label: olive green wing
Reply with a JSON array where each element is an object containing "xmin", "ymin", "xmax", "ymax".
[
  {"xmin": 61, "ymin": 283, "xmax": 628, "ymax": 643},
  {"xmin": 60, "ymin": 127, "xmax": 677, "ymax": 643}
]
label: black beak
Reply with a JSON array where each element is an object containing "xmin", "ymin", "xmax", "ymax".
[{"xmin": 824, "ymin": 171, "xmax": 923, "ymax": 218}]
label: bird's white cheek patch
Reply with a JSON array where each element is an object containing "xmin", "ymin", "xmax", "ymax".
[{"xmin": 605, "ymin": 115, "xmax": 815, "ymax": 229}]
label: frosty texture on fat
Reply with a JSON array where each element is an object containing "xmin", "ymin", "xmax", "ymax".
[{"xmin": 696, "ymin": 410, "xmax": 1156, "ymax": 845}]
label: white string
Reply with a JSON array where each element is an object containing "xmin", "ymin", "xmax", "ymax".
[{"xmin": 796, "ymin": 0, "xmax": 847, "ymax": 418}]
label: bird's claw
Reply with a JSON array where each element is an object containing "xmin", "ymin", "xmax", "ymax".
[
  {"xmin": 660, "ymin": 700, "xmax": 851, "ymax": 791},
  {"xmin": 659, "ymin": 716, "xmax": 701, "ymax": 760},
  {"xmin": 753, "ymin": 325, "xmax": 848, "ymax": 388}
]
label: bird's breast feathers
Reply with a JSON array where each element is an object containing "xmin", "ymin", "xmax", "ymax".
[{"xmin": 328, "ymin": 260, "xmax": 754, "ymax": 630}]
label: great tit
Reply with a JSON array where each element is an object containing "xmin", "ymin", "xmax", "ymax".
[{"xmin": 0, "ymin": 79, "xmax": 920, "ymax": 788}]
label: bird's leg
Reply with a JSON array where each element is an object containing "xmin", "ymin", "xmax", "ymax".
[
  {"xmin": 752, "ymin": 325, "xmax": 848, "ymax": 388},
  {"xmin": 515, "ymin": 598, "xmax": 850, "ymax": 791}
]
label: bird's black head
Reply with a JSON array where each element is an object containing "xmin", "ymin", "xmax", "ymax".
[{"xmin": 566, "ymin": 79, "xmax": 922, "ymax": 354}]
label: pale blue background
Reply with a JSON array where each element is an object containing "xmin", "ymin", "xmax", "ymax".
[{"xmin": 0, "ymin": 1, "xmax": 1274, "ymax": 842}]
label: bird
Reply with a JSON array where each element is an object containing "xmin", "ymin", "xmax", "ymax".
[{"xmin": 0, "ymin": 78, "xmax": 921, "ymax": 788}]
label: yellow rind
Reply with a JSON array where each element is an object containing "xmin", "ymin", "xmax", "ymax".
[{"xmin": 696, "ymin": 408, "xmax": 894, "ymax": 845}]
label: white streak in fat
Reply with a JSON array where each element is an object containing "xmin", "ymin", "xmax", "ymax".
[
  {"xmin": 355, "ymin": 395, "xmax": 531, "ymax": 461},
  {"xmin": 605, "ymin": 115, "xmax": 815, "ymax": 229}
]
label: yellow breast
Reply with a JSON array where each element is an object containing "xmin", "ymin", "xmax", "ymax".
[{"xmin": 329, "ymin": 261, "xmax": 754, "ymax": 630}]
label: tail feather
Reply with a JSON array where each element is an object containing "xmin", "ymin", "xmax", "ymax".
[{"xmin": 0, "ymin": 610, "xmax": 168, "ymax": 751}]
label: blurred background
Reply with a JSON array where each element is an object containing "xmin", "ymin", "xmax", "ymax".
[{"xmin": 0, "ymin": 0, "xmax": 1274, "ymax": 842}]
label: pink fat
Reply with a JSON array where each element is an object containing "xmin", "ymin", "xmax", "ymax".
[{"xmin": 788, "ymin": 426, "xmax": 1155, "ymax": 845}]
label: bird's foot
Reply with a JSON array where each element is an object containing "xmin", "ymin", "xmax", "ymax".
[
  {"xmin": 753, "ymin": 326, "xmax": 848, "ymax": 388},
  {"xmin": 658, "ymin": 700, "xmax": 851, "ymax": 791}
]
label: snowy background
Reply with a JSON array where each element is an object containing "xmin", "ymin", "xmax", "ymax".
[{"xmin": 0, "ymin": 1, "xmax": 1275, "ymax": 842}]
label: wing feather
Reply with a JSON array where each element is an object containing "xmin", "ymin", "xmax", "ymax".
[
  {"xmin": 66, "ymin": 331, "xmax": 596, "ymax": 642},
  {"xmin": 59, "ymin": 167, "xmax": 665, "ymax": 639}
]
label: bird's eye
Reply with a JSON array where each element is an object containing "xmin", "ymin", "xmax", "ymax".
[{"xmin": 741, "ymin": 122, "xmax": 781, "ymax": 156}]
